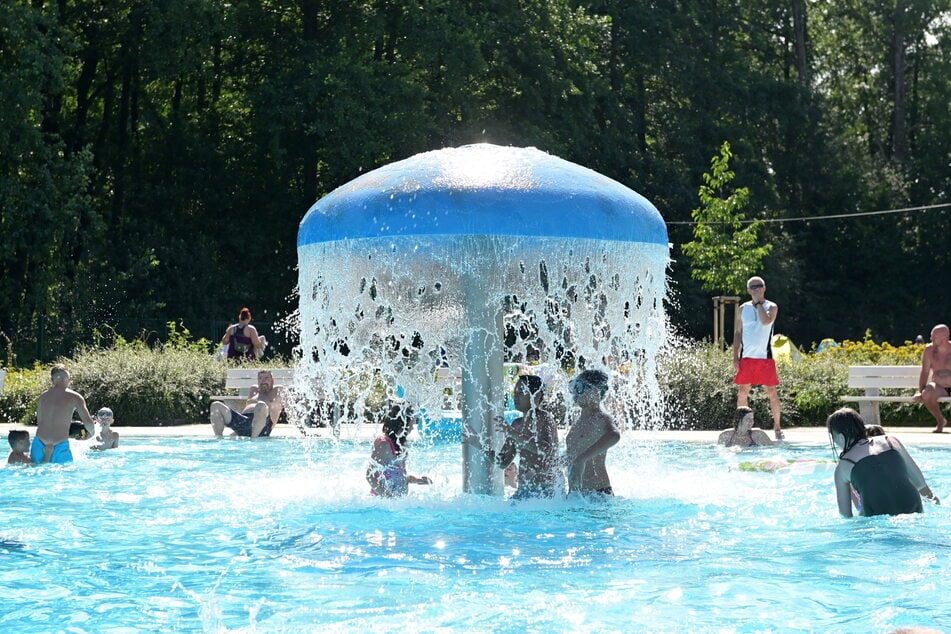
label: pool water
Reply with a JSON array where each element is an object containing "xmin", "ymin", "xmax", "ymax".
[{"xmin": 2, "ymin": 436, "xmax": 950, "ymax": 632}]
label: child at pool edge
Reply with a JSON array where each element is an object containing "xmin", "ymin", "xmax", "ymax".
[
  {"xmin": 565, "ymin": 369, "xmax": 621, "ymax": 496},
  {"xmin": 91, "ymin": 407, "xmax": 120, "ymax": 450},
  {"xmin": 366, "ymin": 402, "xmax": 432, "ymax": 497},
  {"xmin": 7, "ymin": 430, "xmax": 33, "ymax": 465}
]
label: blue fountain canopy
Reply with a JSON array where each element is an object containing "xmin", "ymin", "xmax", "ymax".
[{"xmin": 298, "ymin": 144, "xmax": 668, "ymax": 247}]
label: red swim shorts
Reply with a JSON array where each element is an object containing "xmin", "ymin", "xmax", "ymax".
[{"xmin": 734, "ymin": 358, "xmax": 779, "ymax": 387}]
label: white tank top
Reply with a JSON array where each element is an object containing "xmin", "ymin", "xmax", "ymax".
[{"xmin": 739, "ymin": 301, "xmax": 774, "ymax": 359}]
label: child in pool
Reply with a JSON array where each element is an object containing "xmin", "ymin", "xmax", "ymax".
[
  {"xmin": 565, "ymin": 369, "xmax": 621, "ymax": 496},
  {"xmin": 91, "ymin": 407, "xmax": 120, "ymax": 451},
  {"xmin": 718, "ymin": 407, "xmax": 775, "ymax": 448},
  {"xmin": 366, "ymin": 403, "xmax": 432, "ymax": 497},
  {"xmin": 7, "ymin": 430, "xmax": 33, "ymax": 465},
  {"xmin": 464, "ymin": 375, "xmax": 560, "ymax": 499}
]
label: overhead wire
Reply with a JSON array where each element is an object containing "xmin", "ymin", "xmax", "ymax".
[{"xmin": 665, "ymin": 201, "xmax": 951, "ymax": 226}]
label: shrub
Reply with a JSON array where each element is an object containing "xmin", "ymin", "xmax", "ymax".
[
  {"xmin": 69, "ymin": 344, "xmax": 224, "ymax": 425},
  {"xmin": 657, "ymin": 342, "xmax": 798, "ymax": 430},
  {"xmin": 3, "ymin": 323, "xmax": 291, "ymax": 426},
  {"xmin": 0, "ymin": 365, "xmax": 48, "ymax": 425},
  {"xmin": 2, "ymin": 327, "xmax": 931, "ymax": 428},
  {"xmin": 656, "ymin": 335, "xmax": 930, "ymax": 430}
]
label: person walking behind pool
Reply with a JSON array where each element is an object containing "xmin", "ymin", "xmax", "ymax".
[
  {"xmin": 717, "ymin": 406, "xmax": 775, "ymax": 448},
  {"xmin": 366, "ymin": 403, "xmax": 432, "ymax": 497},
  {"xmin": 465, "ymin": 375, "xmax": 560, "ymax": 499},
  {"xmin": 210, "ymin": 369, "xmax": 285, "ymax": 439},
  {"xmin": 913, "ymin": 324, "xmax": 951, "ymax": 433},
  {"xmin": 828, "ymin": 407, "xmax": 939, "ymax": 517},
  {"xmin": 91, "ymin": 407, "xmax": 120, "ymax": 450},
  {"xmin": 733, "ymin": 276, "xmax": 783, "ymax": 440},
  {"xmin": 220, "ymin": 307, "xmax": 266, "ymax": 362},
  {"xmin": 565, "ymin": 369, "xmax": 621, "ymax": 496},
  {"xmin": 7, "ymin": 430, "xmax": 33, "ymax": 465},
  {"xmin": 34, "ymin": 364, "xmax": 97, "ymax": 464}
]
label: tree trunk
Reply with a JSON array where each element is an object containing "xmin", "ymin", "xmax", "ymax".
[
  {"xmin": 791, "ymin": 0, "xmax": 810, "ymax": 85},
  {"xmin": 891, "ymin": 3, "xmax": 908, "ymax": 162}
]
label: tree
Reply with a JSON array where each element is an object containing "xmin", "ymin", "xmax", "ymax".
[{"xmin": 682, "ymin": 141, "xmax": 772, "ymax": 295}]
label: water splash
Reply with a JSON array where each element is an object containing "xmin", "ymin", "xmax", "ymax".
[
  {"xmin": 294, "ymin": 235, "xmax": 669, "ymax": 430},
  {"xmin": 292, "ymin": 144, "xmax": 671, "ymax": 493}
]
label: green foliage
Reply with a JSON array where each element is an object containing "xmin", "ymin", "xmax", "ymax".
[
  {"xmin": 0, "ymin": 365, "xmax": 48, "ymax": 425},
  {"xmin": 681, "ymin": 141, "xmax": 773, "ymax": 295},
  {"xmin": 1, "ymin": 324, "xmax": 291, "ymax": 426},
  {"xmin": 67, "ymin": 345, "xmax": 224, "ymax": 425},
  {"xmin": 2, "ymin": 0, "xmax": 951, "ymax": 361},
  {"xmin": 2, "ymin": 333, "xmax": 936, "ymax": 428},
  {"xmin": 657, "ymin": 342, "xmax": 742, "ymax": 430},
  {"xmin": 67, "ymin": 324, "xmax": 288, "ymax": 425}
]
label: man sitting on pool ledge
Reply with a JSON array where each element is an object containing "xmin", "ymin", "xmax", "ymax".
[
  {"xmin": 34, "ymin": 364, "xmax": 97, "ymax": 463},
  {"xmin": 210, "ymin": 369, "xmax": 284, "ymax": 439}
]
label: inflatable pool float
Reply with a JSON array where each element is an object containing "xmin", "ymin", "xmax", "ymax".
[{"xmin": 737, "ymin": 458, "xmax": 836, "ymax": 474}]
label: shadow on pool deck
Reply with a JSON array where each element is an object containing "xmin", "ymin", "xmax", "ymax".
[{"xmin": 4, "ymin": 423, "xmax": 951, "ymax": 446}]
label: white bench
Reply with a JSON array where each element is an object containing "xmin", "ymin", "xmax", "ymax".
[
  {"xmin": 211, "ymin": 368, "xmax": 295, "ymax": 409},
  {"xmin": 839, "ymin": 365, "xmax": 951, "ymax": 425}
]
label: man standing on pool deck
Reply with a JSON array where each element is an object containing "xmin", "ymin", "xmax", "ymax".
[
  {"xmin": 210, "ymin": 369, "xmax": 284, "ymax": 438},
  {"xmin": 913, "ymin": 323, "xmax": 951, "ymax": 433},
  {"xmin": 733, "ymin": 276, "xmax": 783, "ymax": 440},
  {"xmin": 34, "ymin": 364, "xmax": 97, "ymax": 463}
]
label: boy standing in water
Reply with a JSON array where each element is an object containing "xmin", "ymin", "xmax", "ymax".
[{"xmin": 565, "ymin": 369, "xmax": 621, "ymax": 496}]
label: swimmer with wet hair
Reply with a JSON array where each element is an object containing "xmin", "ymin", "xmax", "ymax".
[
  {"xmin": 465, "ymin": 374, "xmax": 560, "ymax": 499},
  {"xmin": 828, "ymin": 407, "xmax": 938, "ymax": 517},
  {"xmin": 7, "ymin": 430, "xmax": 33, "ymax": 465},
  {"xmin": 717, "ymin": 406, "xmax": 775, "ymax": 448},
  {"xmin": 366, "ymin": 402, "xmax": 432, "ymax": 497},
  {"xmin": 565, "ymin": 369, "xmax": 621, "ymax": 496}
]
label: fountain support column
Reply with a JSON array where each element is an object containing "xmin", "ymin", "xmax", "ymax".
[{"xmin": 461, "ymin": 263, "xmax": 504, "ymax": 495}]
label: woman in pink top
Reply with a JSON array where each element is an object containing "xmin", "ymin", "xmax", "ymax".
[{"xmin": 366, "ymin": 403, "xmax": 432, "ymax": 497}]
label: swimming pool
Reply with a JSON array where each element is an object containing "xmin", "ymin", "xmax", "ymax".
[{"xmin": 2, "ymin": 436, "xmax": 950, "ymax": 632}]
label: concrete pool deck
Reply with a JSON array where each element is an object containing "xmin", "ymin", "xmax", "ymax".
[{"xmin": 4, "ymin": 423, "xmax": 951, "ymax": 446}]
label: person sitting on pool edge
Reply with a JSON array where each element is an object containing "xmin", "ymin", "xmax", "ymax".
[
  {"xmin": 91, "ymin": 407, "xmax": 120, "ymax": 450},
  {"xmin": 464, "ymin": 375, "xmax": 560, "ymax": 499},
  {"xmin": 565, "ymin": 369, "xmax": 621, "ymax": 497},
  {"xmin": 209, "ymin": 369, "xmax": 285, "ymax": 439},
  {"xmin": 828, "ymin": 407, "xmax": 939, "ymax": 517},
  {"xmin": 717, "ymin": 406, "xmax": 775, "ymax": 448},
  {"xmin": 366, "ymin": 402, "xmax": 432, "ymax": 497}
]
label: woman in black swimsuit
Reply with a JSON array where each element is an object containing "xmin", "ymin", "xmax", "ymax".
[{"xmin": 828, "ymin": 408, "xmax": 939, "ymax": 517}]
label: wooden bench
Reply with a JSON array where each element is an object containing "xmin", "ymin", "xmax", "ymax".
[
  {"xmin": 210, "ymin": 368, "xmax": 295, "ymax": 409},
  {"xmin": 840, "ymin": 365, "xmax": 951, "ymax": 425}
]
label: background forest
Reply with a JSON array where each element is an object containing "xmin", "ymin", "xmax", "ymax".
[{"xmin": 2, "ymin": 0, "xmax": 950, "ymax": 364}]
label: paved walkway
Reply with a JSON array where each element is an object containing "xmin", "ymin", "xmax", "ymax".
[{"xmin": 4, "ymin": 422, "xmax": 951, "ymax": 446}]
